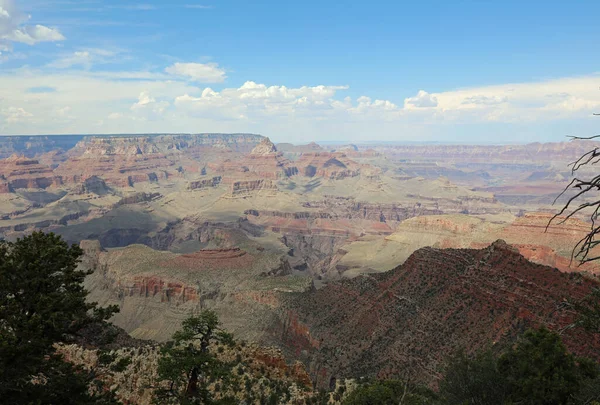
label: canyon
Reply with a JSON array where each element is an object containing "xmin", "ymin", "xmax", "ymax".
[
  {"xmin": 2, "ymin": 133, "xmax": 600, "ymax": 385},
  {"xmin": 1, "ymin": 133, "xmax": 598, "ymax": 279}
]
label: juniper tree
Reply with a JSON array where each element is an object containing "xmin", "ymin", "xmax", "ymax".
[
  {"xmin": 0, "ymin": 231, "xmax": 119, "ymax": 404},
  {"xmin": 154, "ymin": 310, "xmax": 236, "ymax": 404}
]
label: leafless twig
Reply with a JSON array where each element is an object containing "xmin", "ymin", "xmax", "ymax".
[{"xmin": 547, "ymin": 116, "xmax": 600, "ymax": 265}]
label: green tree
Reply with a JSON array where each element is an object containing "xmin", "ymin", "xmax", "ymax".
[
  {"xmin": 342, "ymin": 379, "xmax": 436, "ymax": 405},
  {"xmin": 498, "ymin": 327, "xmax": 598, "ymax": 405},
  {"xmin": 154, "ymin": 310, "xmax": 236, "ymax": 404},
  {"xmin": 573, "ymin": 287, "xmax": 600, "ymax": 333},
  {"xmin": 0, "ymin": 231, "xmax": 119, "ymax": 404},
  {"xmin": 439, "ymin": 328, "xmax": 599, "ymax": 405},
  {"xmin": 439, "ymin": 349, "xmax": 508, "ymax": 405}
]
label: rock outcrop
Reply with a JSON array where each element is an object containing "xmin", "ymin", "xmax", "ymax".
[
  {"xmin": 251, "ymin": 137, "xmax": 278, "ymax": 155},
  {"xmin": 72, "ymin": 175, "xmax": 112, "ymax": 195},
  {"xmin": 188, "ymin": 176, "xmax": 222, "ymax": 190},
  {"xmin": 295, "ymin": 152, "xmax": 363, "ymax": 179},
  {"xmin": 211, "ymin": 137, "xmax": 299, "ymax": 182},
  {"xmin": 228, "ymin": 179, "xmax": 279, "ymax": 196}
]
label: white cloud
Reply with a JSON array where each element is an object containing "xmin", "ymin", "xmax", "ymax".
[
  {"xmin": 184, "ymin": 5, "xmax": 213, "ymax": 9},
  {"xmin": 0, "ymin": 0, "xmax": 65, "ymax": 51},
  {"xmin": 116, "ymin": 4, "xmax": 156, "ymax": 10},
  {"xmin": 174, "ymin": 82, "xmax": 355, "ymax": 120},
  {"xmin": 165, "ymin": 62, "xmax": 226, "ymax": 83},
  {"xmin": 131, "ymin": 90, "xmax": 169, "ymax": 118},
  {"xmin": 428, "ymin": 75, "xmax": 600, "ymax": 123},
  {"xmin": 131, "ymin": 91, "xmax": 156, "ymax": 109},
  {"xmin": 1, "ymin": 65, "xmax": 600, "ymax": 142},
  {"xmin": 48, "ymin": 48, "xmax": 124, "ymax": 69},
  {"xmin": 56, "ymin": 106, "xmax": 71, "ymax": 117},
  {"xmin": 48, "ymin": 51, "xmax": 93, "ymax": 69},
  {"xmin": 8, "ymin": 24, "xmax": 65, "ymax": 45},
  {"xmin": 461, "ymin": 95, "xmax": 508, "ymax": 106},
  {"xmin": 349, "ymin": 96, "xmax": 399, "ymax": 116},
  {"xmin": 0, "ymin": 50, "xmax": 24, "ymax": 63},
  {"xmin": 404, "ymin": 90, "xmax": 438, "ymax": 109},
  {"xmin": 2, "ymin": 106, "xmax": 33, "ymax": 123}
]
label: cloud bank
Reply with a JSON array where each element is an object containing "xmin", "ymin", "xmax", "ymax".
[{"xmin": 2, "ymin": 64, "xmax": 599, "ymax": 142}]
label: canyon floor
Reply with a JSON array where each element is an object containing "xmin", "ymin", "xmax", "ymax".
[{"xmin": 2, "ymin": 133, "xmax": 600, "ymax": 384}]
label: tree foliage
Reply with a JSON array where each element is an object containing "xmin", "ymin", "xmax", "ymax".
[
  {"xmin": 439, "ymin": 328, "xmax": 599, "ymax": 405},
  {"xmin": 499, "ymin": 327, "xmax": 597, "ymax": 405},
  {"xmin": 154, "ymin": 310, "xmax": 236, "ymax": 404},
  {"xmin": 439, "ymin": 349, "xmax": 507, "ymax": 405},
  {"xmin": 0, "ymin": 231, "xmax": 119, "ymax": 404},
  {"xmin": 342, "ymin": 379, "xmax": 437, "ymax": 405},
  {"xmin": 572, "ymin": 287, "xmax": 600, "ymax": 334}
]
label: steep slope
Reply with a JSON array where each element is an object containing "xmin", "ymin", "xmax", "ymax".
[{"xmin": 273, "ymin": 241, "xmax": 600, "ymax": 387}]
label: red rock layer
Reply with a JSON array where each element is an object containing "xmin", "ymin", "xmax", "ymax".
[
  {"xmin": 0, "ymin": 155, "xmax": 62, "ymax": 192},
  {"xmin": 51, "ymin": 134, "xmax": 264, "ymax": 188},
  {"xmin": 55, "ymin": 153, "xmax": 179, "ymax": 187},
  {"xmin": 212, "ymin": 154, "xmax": 298, "ymax": 180},
  {"xmin": 121, "ymin": 276, "xmax": 199, "ymax": 303}
]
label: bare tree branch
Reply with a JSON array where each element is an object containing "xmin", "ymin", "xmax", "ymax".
[{"xmin": 548, "ymin": 116, "xmax": 600, "ymax": 266}]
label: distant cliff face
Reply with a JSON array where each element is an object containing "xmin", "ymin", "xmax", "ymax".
[
  {"xmin": 271, "ymin": 241, "xmax": 600, "ymax": 387},
  {"xmin": 67, "ymin": 133, "xmax": 264, "ymax": 157},
  {"xmin": 42, "ymin": 133, "xmax": 264, "ymax": 188},
  {"xmin": 0, "ymin": 133, "xmax": 264, "ymax": 159},
  {"xmin": 0, "ymin": 155, "xmax": 63, "ymax": 192},
  {"xmin": 0, "ymin": 135, "xmax": 85, "ymax": 159},
  {"xmin": 375, "ymin": 140, "xmax": 600, "ymax": 161}
]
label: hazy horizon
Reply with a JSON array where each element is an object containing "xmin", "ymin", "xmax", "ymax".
[{"xmin": 0, "ymin": 132, "xmax": 586, "ymax": 146}]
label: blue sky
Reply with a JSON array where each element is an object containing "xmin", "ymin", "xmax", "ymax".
[{"xmin": 1, "ymin": 0, "xmax": 600, "ymax": 143}]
